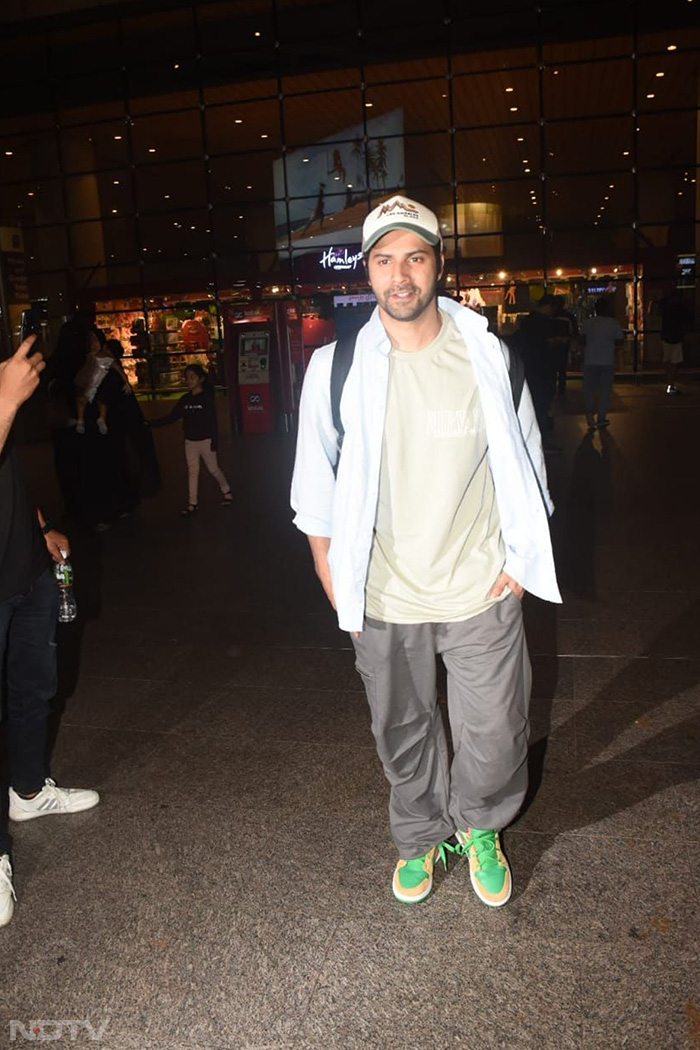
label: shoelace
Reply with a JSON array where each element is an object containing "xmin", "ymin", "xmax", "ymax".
[
  {"xmin": 0, "ymin": 860, "xmax": 17, "ymax": 902},
  {"xmin": 456, "ymin": 833, "xmax": 500, "ymax": 870}
]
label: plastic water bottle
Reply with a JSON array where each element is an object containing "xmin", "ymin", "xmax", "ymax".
[{"xmin": 54, "ymin": 550, "xmax": 77, "ymax": 623}]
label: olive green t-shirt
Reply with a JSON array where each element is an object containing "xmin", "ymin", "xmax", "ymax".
[{"xmin": 365, "ymin": 310, "xmax": 506, "ymax": 623}]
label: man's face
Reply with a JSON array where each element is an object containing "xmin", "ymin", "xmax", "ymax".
[{"xmin": 366, "ymin": 229, "xmax": 442, "ymax": 324}]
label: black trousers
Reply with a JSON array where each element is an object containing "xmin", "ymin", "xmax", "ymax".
[{"xmin": 0, "ymin": 568, "xmax": 58, "ymax": 853}]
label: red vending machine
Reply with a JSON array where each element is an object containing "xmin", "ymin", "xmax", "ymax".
[{"xmin": 223, "ymin": 300, "xmax": 301, "ymax": 434}]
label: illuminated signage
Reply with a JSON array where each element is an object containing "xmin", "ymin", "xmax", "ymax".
[
  {"xmin": 677, "ymin": 253, "xmax": 696, "ymax": 288},
  {"xmin": 320, "ymin": 247, "xmax": 364, "ymax": 272}
]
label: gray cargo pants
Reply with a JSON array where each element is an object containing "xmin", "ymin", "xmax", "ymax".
[{"xmin": 351, "ymin": 593, "xmax": 531, "ymax": 858}]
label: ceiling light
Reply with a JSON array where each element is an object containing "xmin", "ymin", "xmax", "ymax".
[
  {"xmin": 655, "ymin": 71, "xmax": 665, "ymax": 77},
  {"xmin": 505, "ymin": 87, "xmax": 514, "ymax": 93},
  {"xmin": 604, "ymin": 196, "xmax": 609, "ymax": 200},
  {"xmin": 302, "ymin": 158, "xmax": 309, "ymax": 163},
  {"xmin": 553, "ymin": 69, "xmax": 560, "ymax": 75},
  {"xmin": 646, "ymin": 93, "xmax": 655, "ymax": 99},
  {"xmin": 517, "ymin": 137, "xmax": 524, "ymax": 142},
  {"xmin": 667, "ymin": 44, "xmax": 677, "ymax": 50},
  {"xmin": 556, "ymin": 269, "xmax": 563, "ymax": 276},
  {"xmin": 498, "ymin": 271, "xmax": 507, "ymax": 279},
  {"xmin": 623, "ymin": 150, "xmax": 630, "ymax": 156},
  {"xmin": 260, "ymin": 134, "xmax": 268, "ymax": 139},
  {"xmin": 173, "ymin": 63, "xmax": 180, "ymax": 70},
  {"xmin": 591, "ymin": 267, "xmax": 597, "ymax": 274},
  {"xmin": 148, "ymin": 148, "xmax": 156, "ymax": 153},
  {"xmin": 246, "ymin": 185, "xmax": 252, "ymax": 189},
  {"xmin": 609, "ymin": 183, "xmax": 615, "ymax": 188},
  {"xmin": 113, "ymin": 180, "xmax": 120, "ymax": 185},
  {"xmin": 509, "ymin": 107, "xmax": 518, "ymax": 112},
  {"xmin": 234, "ymin": 119, "xmax": 243, "ymax": 124},
  {"xmin": 27, "ymin": 191, "xmax": 34, "ymax": 197},
  {"xmin": 365, "ymin": 102, "xmax": 373, "ymax": 108},
  {"xmin": 4, "ymin": 150, "xmax": 13, "ymax": 156},
  {"xmin": 522, "ymin": 159, "xmax": 529, "ymax": 163},
  {"xmin": 114, "ymin": 135, "xmax": 122, "ymax": 141},
  {"xmin": 164, "ymin": 194, "xmax": 170, "ymax": 199},
  {"xmin": 524, "ymin": 168, "xmax": 531, "ymax": 173},
  {"xmin": 111, "ymin": 208, "xmax": 117, "ymax": 214}
]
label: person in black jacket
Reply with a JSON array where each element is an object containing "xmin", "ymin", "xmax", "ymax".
[
  {"xmin": 151, "ymin": 364, "xmax": 232, "ymax": 516},
  {"xmin": 1, "ymin": 337, "xmax": 99, "ymax": 928}
]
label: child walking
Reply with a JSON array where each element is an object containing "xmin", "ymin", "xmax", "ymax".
[{"xmin": 151, "ymin": 364, "xmax": 232, "ymax": 515}]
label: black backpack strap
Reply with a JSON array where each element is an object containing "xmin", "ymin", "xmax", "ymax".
[
  {"xmin": 500, "ymin": 337, "xmax": 525, "ymax": 413},
  {"xmin": 330, "ymin": 332, "xmax": 357, "ymax": 452}
]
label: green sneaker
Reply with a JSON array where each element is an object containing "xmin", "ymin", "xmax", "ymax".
[
  {"xmin": 455, "ymin": 828, "xmax": 512, "ymax": 907},
  {"xmin": 392, "ymin": 843, "xmax": 450, "ymax": 904}
]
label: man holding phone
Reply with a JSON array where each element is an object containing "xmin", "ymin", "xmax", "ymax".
[{"xmin": 0, "ymin": 336, "xmax": 99, "ymax": 929}]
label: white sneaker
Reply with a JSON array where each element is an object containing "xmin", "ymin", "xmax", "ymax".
[
  {"xmin": 0, "ymin": 854, "xmax": 17, "ymax": 927},
  {"xmin": 9, "ymin": 778, "xmax": 100, "ymax": 822}
]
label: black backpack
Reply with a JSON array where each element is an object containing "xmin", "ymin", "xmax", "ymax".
[{"xmin": 330, "ymin": 331, "xmax": 525, "ymax": 452}]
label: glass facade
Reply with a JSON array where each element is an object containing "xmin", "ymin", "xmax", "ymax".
[{"xmin": 0, "ymin": 0, "xmax": 698, "ymax": 395}]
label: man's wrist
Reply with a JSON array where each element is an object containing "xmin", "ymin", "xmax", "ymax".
[{"xmin": 40, "ymin": 521, "xmax": 55, "ymax": 536}]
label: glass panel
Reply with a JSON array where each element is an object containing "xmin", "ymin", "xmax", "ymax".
[
  {"xmin": 456, "ymin": 124, "xmax": 540, "ymax": 181},
  {"xmin": 451, "ymin": 44, "xmax": 537, "ymax": 77},
  {"xmin": 543, "ymin": 59, "xmax": 632, "ymax": 120},
  {"xmin": 283, "ymin": 91, "xmax": 363, "ymax": 149},
  {"xmin": 24, "ymin": 225, "xmax": 70, "ymax": 272},
  {"xmin": 198, "ymin": 0, "xmax": 275, "ymax": 54},
  {"xmin": 0, "ymin": 132, "xmax": 60, "ymax": 183},
  {"xmin": 131, "ymin": 111, "xmax": 202, "ymax": 165},
  {"xmin": 365, "ymin": 56, "xmax": 447, "ymax": 85},
  {"xmin": 366, "ymin": 80, "xmax": 449, "ymax": 134},
  {"xmin": 61, "ymin": 123, "xmax": 128, "ymax": 174},
  {"xmin": 639, "ymin": 171, "xmax": 697, "ymax": 225},
  {"xmin": 122, "ymin": 10, "xmax": 196, "ymax": 65},
  {"xmin": 0, "ymin": 180, "xmax": 64, "ymax": 225},
  {"xmin": 547, "ymin": 173, "xmax": 634, "ymax": 229},
  {"xmin": 637, "ymin": 51, "xmax": 700, "ymax": 111},
  {"xmin": 203, "ymin": 79, "xmax": 277, "ymax": 106},
  {"xmin": 213, "ymin": 202, "xmax": 277, "ymax": 254},
  {"xmin": 208, "ymin": 152, "xmax": 276, "ymax": 204},
  {"xmin": 453, "ymin": 67, "xmax": 540, "ymax": 128},
  {"xmin": 60, "ymin": 101, "xmax": 125, "ymax": 127},
  {"xmin": 206, "ymin": 99, "xmax": 281, "ymax": 154},
  {"xmin": 548, "ymin": 227, "xmax": 634, "ymax": 274},
  {"xmin": 128, "ymin": 75, "xmax": 199, "ymax": 115},
  {"xmin": 545, "ymin": 117, "xmax": 632, "ymax": 175},
  {"xmin": 637, "ymin": 112, "xmax": 697, "ymax": 169},
  {"xmin": 139, "ymin": 210, "xmax": 212, "ymax": 262},
  {"xmin": 134, "ymin": 161, "xmax": 207, "ymax": 213}
]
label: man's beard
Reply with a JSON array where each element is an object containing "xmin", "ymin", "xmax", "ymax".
[{"xmin": 376, "ymin": 278, "xmax": 439, "ymax": 323}]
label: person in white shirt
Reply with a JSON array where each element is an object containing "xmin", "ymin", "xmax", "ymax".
[
  {"xmin": 291, "ymin": 196, "xmax": 561, "ymax": 908},
  {"xmin": 579, "ymin": 298, "xmax": 624, "ymax": 430}
]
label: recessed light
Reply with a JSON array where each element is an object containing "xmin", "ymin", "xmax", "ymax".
[
  {"xmin": 365, "ymin": 102, "xmax": 373, "ymax": 108},
  {"xmin": 114, "ymin": 135, "xmax": 122, "ymax": 141},
  {"xmin": 553, "ymin": 69, "xmax": 560, "ymax": 75},
  {"xmin": 302, "ymin": 158, "xmax": 309, "ymax": 163},
  {"xmin": 246, "ymin": 185, "xmax": 252, "ymax": 189},
  {"xmin": 591, "ymin": 268, "xmax": 597, "ymax": 274},
  {"xmin": 656, "ymin": 71, "xmax": 665, "ymax": 77},
  {"xmin": 517, "ymin": 137, "xmax": 524, "ymax": 142},
  {"xmin": 505, "ymin": 87, "xmax": 514, "ymax": 93},
  {"xmin": 623, "ymin": 151, "xmax": 630, "ymax": 156},
  {"xmin": 556, "ymin": 269, "xmax": 563, "ymax": 276},
  {"xmin": 646, "ymin": 93, "xmax": 655, "ymax": 99},
  {"xmin": 498, "ymin": 271, "xmax": 507, "ymax": 279},
  {"xmin": 148, "ymin": 148, "xmax": 156, "ymax": 153},
  {"xmin": 254, "ymin": 30, "xmax": 261, "ymax": 37},
  {"xmin": 609, "ymin": 184, "xmax": 615, "ymax": 188},
  {"xmin": 111, "ymin": 208, "xmax": 117, "ymax": 214},
  {"xmin": 173, "ymin": 63, "xmax": 180, "ymax": 70},
  {"xmin": 234, "ymin": 119, "xmax": 243, "ymax": 124},
  {"xmin": 4, "ymin": 150, "xmax": 13, "ymax": 156},
  {"xmin": 524, "ymin": 167, "xmax": 531, "ymax": 173},
  {"xmin": 260, "ymin": 134, "xmax": 268, "ymax": 139},
  {"xmin": 164, "ymin": 194, "xmax": 170, "ymax": 199},
  {"xmin": 509, "ymin": 107, "xmax": 518, "ymax": 112},
  {"xmin": 27, "ymin": 191, "xmax": 34, "ymax": 197},
  {"xmin": 113, "ymin": 180, "xmax": 120, "ymax": 185}
]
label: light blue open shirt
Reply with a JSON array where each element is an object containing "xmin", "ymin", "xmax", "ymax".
[{"xmin": 291, "ymin": 296, "xmax": 562, "ymax": 633}]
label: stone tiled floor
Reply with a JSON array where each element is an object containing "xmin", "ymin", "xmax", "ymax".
[{"xmin": 2, "ymin": 376, "xmax": 699, "ymax": 1049}]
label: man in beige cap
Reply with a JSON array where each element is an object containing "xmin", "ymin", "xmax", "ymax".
[{"xmin": 291, "ymin": 195, "xmax": 560, "ymax": 907}]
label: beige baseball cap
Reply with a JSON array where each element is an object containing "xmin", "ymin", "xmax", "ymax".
[{"xmin": 361, "ymin": 195, "xmax": 442, "ymax": 254}]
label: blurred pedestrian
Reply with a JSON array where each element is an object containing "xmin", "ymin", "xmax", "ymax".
[
  {"xmin": 659, "ymin": 291, "xmax": 690, "ymax": 396},
  {"xmin": 513, "ymin": 294, "xmax": 560, "ymax": 452},
  {"xmin": 580, "ymin": 297, "xmax": 623, "ymax": 430}
]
